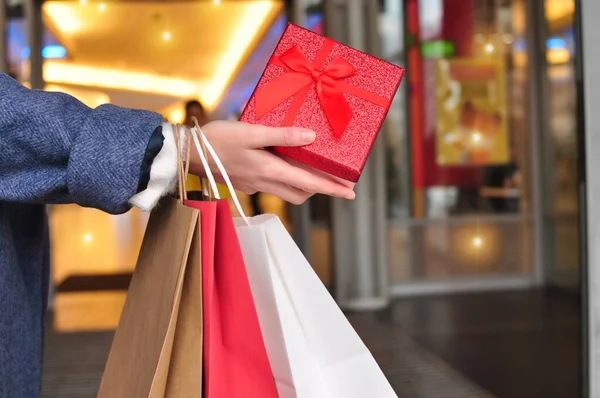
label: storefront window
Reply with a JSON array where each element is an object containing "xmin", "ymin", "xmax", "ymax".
[
  {"xmin": 406, "ymin": 0, "xmax": 531, "ymax": 218},
  {"xmin": 386, "ymin": 0, "xmax": 533, "ymax": 283}
]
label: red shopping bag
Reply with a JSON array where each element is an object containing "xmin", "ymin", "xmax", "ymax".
[{"xmin": 184, "ymin": 198, "xmax": 277, "ymax": 398}]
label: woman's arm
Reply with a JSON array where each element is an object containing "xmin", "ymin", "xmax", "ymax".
[
  {"xmin": 0, "ymin": 73, "xmax": 167, "ymax": 214},
  {"xmin": 0, "ymin": 73, "xmax": 355, "ymax": 212}
]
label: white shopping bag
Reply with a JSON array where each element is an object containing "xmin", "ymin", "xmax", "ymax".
[
  {"xmin": 235, "ymin": 215, "xmax": 397, "ymax": 398},
  {"xmin": 190, "ymin": 123, "xmax": 397, "ymax": 398}
]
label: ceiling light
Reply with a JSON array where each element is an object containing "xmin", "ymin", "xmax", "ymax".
[
  {"xmin": 484, "ymin": 43, "xmax": 495, "ymax": 54},
  {"xmin": 45, "ymin": 84, "xmax": 110, "ymax": 108},
  {"xmin": 202, "ymin": 1, "xmax": 279, "ymax": 108},
  {"xmin": 472, "ymin": 236, "xmax": 483, "ymax": 248},
  {"xmin": 42, "ymin": 45, "xmax": 68, "ymax": 59},
  {"xmin": 98, "ymin": 2, "xmax": 106, "ymax": 12},
  {"xmin": 79, "ymin": 0, "xmax": 87, "ymax": 5},
  {"xmin": 213, "ymin": 0, "xmax": 221, "ymax": 4},
  {"xmin": 547, "ymin": 48, "xmax": 570, "ymax": 65},
  {"xmin": 471, "ymin": 132, "xmax": 482, "ymax": 143},
  {"xmin": 43, "ymin": 3, "xmax": 83, "ymax": 33},
  {"xmin": 162, "ymin": 31, "xmax": 172, "ymax": 41},
  {"xmin": 169, "ymin": 109, "xmax": 184, "ymax": 124},
  {"xmin": 43, "ymin": 61, "xmax": 203, "ymax": 98},
  {"xmin": 83, "ymin": 233, "xmax": 93, "ymax": 243}
]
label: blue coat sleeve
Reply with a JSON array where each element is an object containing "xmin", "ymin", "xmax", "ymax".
[{"xmin": 0, "ymin": 73, "xmax": 164, "ymax": 214}]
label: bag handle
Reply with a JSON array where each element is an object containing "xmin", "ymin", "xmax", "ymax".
[
  {"xmin": 173, "ymin": 124, "xmax": 191, "ymax": 202},
  {"xmin": 189, "ymin": 120, "xmax": 250, "ymax": 225},
  {"xmin": 190, "ymin": 118, "xmax": 220, "ymax": 201}
]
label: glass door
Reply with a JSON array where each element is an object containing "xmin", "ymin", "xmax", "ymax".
[
  {"xmin": 541, "ymin": 0, "xmax": 581, "ymax": 290},
  {"xmin": 388, "ymin": 0, "xmax": 536, "ymax": 291}
]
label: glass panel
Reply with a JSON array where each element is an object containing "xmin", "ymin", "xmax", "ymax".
[
  {"xmin": 543, "ymin": 0, "xmax": 580, "ymax": 288},
  {"xmin": 413, "ymin": 0, "xmax": 531, "ymax": 217},
  {"xmin": 390, "ymin": 219, "xmax": 532, "ymax": 282},
  {"xmin": 380, "ymin": 0, "xmax": 410, "ymax": 219},
  {"xmin": 387, "ymin": 0, "xmax": 533, "ymax": 283}
]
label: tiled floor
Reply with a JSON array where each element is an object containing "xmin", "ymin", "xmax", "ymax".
[
  {"xmin": 378, "ymin": 289, "xmax": 581, "ymax": 398},
  {"xmin": 42, "ymin": 289, "xmax": 581, "ymax": 398},
  {"xmin": 42, "ymin": 295, "xmax": 495, "ymax": 398},
  {"xmin": 44, "ymin": 201, "xmax": 581, "ymax": 397}
]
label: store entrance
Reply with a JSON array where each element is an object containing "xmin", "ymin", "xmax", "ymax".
[{"xmin": 1, "ymin": 0, "xmax": 287, "ymax": 330}]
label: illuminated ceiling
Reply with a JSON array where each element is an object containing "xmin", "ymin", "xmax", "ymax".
[
  {"xmin": 42, "ymin": 0, "xmax": 283, "ymax": 110},
  {"xmin": 545, "ymin": 0, "xmax": 575, "ymax": 31}
]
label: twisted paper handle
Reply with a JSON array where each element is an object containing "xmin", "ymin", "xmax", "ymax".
[
  {"xmin": 189, "ymin": 118, "xmax": 250, "ymax": 225},
  {"xmin": 173, "ymin": 124, "xmax": 191, "ymax": 202}
]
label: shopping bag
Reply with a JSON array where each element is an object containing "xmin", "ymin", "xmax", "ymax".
[
  {"xmin": 189, "ymin": 122, "xmax": 396, "ymax": 398},
  {"xmin": 235, "ymin": 215, "xmax": 397, "ymax": 398},
  {"xmin": 100, "ymin": 126, "xmax": 203, "ymax": 398},
  {"xmin": 98, "ymin": 196, "xmax": 203, "ymax": 398},
  {"xmin": 182, "ymin": 122, "xmax": 277, "ymax": 397},
  {"xmin": 183, "ymin": 198, "xmax": 278, "ymax": 398}
]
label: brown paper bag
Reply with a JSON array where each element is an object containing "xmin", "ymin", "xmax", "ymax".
[
  {"xmin": 98, "ymin": 196, "xmax": 202, "ymax": 398},
  {"xmin": 99, "ymin": 125, "xmax": 203, "ymax": 397}
]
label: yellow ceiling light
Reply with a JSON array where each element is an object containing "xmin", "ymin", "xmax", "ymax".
[
  {"xmin": 42, "ymin": 0, "xmax": 281, "ymax": 111},
  {"xmin": 471, "ymin": 132, "xmax": 482, "ymax": 144},
  {"xmin": 545, "ymin": 0, "xmax": 575, "ymax": 22},
  {"xmin": 43, "ymin": 61, "xmax": 203, "ymax": 98},
  {"xmin": 82, "ymin": 233, "xmax": 94, "ymax": 244},
  {"xmin": 168, "ymin": 109, "xmax": 185, "ymax": 124},
  {"xmin": 43, "ymin": 3, "xmax": 83, "ymax": 33},
  {"xmin": 547, "ymin": 48, "xmax": 570, "ymax": 64},
  {"xmin": 98, "ymin": 2, "xmax": 107, "ymax": 12},
  {"xmin": 201, "ymin": 1, "xmax": 279, "ymax": 108},
  {"xmin": 45, "ymin": 84, "xmax": 111, "ymax": 108}
]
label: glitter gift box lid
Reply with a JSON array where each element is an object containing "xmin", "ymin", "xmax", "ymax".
[{"xmin": 240, "ymin": 23, "xmax": 405, "ymax": 183}]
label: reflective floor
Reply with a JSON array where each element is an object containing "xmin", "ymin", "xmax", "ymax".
[
  {"xmin": 43, "ymin": 289, "xmax": 579, "ymax": 398},
  {"xmin": 44, "ymin": 199, "xmax": 580, "ymax": 398}
]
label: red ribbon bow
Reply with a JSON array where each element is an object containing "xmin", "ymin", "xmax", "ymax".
[{"xmin": 254, "ymin": 45, "xmax": 357, "ymax": 138}]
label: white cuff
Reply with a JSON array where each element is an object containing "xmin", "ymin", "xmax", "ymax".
[{"xmin": 129, "ymin": 122, "xmax": 180, "ymax": 211}]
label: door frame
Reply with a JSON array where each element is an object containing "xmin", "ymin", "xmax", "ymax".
[{"xmin": 578, "ymin": 0, "xmax": 593, "ymax": 395}]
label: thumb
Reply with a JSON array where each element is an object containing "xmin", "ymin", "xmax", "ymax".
[{"xmin": 241, "ymin": 123, "xmax": 316, "ymax": 148}]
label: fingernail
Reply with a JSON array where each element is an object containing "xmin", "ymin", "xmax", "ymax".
[
  {"xmin": 301, "ymin": 130, "xmax": 316, "ymax": 143},
  {"xmin": 346, "ymin": 191, "xmax": 356, "ymax": 200}
]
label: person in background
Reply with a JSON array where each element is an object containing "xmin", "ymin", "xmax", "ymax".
[
  {"xmin": 183, "ymin": 99, "xmax": 230, "ymax": 200},
  {"xmin": 249, "ymin": 184, "xmax": 264, "ymax": 215},
  {"xmin": 184, "ymin": 99, "xmax": 206, "ymax": 127},
  {"xmin": 483, "ymin": 144, "xmax": 521, "ymax": 213},
  {"xmin": 0, "ymin": 73, "xmax": 355, "ymax": 397}
]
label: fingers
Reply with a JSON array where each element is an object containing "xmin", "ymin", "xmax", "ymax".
[
  {"xmin": 259, "ymin": 181, "xmax": 313, "ymax": 205},
  {"xmin": 260, "ymin": 153, "xmax": 355, "ymax": 200},
  {"xmin": 240, "ymin": 123, "xmax": 317, "ymax": 148},
  {"xmin": 284, "ymin": 156, "xmax": 356, "ymax": 189}
]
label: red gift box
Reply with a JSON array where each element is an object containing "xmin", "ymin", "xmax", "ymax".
[{"xmin": 240, "ymin": 23, "xmax": 405, "ymax": 182}]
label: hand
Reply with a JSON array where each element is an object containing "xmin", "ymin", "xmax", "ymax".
[{"xmin": 188, "ymin": 121, "xmax": 356, "ymax": 205}]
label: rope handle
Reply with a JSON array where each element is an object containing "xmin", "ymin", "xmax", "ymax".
[
  {"xmin": 173, "ymin": 124, "xmax": 192, "ymax": 202},
  {"xmin": 188, "ymin": 121, "xmax": 250, "ymax": 225}
]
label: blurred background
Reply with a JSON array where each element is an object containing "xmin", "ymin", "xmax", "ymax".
[{"xmin": 0, "ymin": 0, "xmax": 587, "ymax": 397}]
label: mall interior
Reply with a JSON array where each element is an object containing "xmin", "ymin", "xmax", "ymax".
[{"xmin": 0, "ymin": 0, "xmax": 590, "ymax": 397}]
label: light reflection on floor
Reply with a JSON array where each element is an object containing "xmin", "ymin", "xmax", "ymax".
[{"xmin": 52, "ymin": 292, "xmax": 127, "ymax": 332}]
